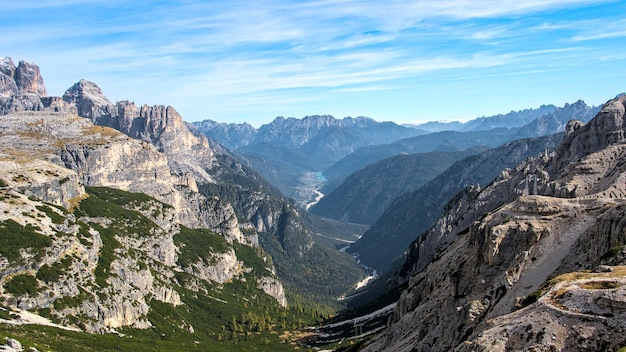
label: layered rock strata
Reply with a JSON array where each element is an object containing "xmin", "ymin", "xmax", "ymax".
[{"xmin": 364, "ymin": 96, "xmax": 626, "ymax": 351}]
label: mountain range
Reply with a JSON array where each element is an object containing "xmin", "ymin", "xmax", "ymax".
[
  {"xmin": 311, "ymin": 101, "xmax": 598, "ymax": 274},
  {"xmin": 347, "ymin": 133, "xmax": 565, "ymax": 273},
  {"xmin": 409, "ymin": 104, "xmax": 557, "ymax": 132},
  {"xmin": 193, "ymin": 115, "xmax": 426, "ymax": 202},
  {"xmin": 195, "ymin": 101, "xmax": 598, "ymax": 207},
  {"xmin": 1, "ymin": 56, "xmax": 626, "ymax": 352},
  {"xmin": 0, "ymin": 57, "xmax": 366, "ymax": 350},
  {"xmin": 359, "ymin": 94, "xmax": 626, "ymax": 351}
]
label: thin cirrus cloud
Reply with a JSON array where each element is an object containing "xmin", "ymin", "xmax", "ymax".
[{"xmin": 0, "ymin": 0, "xmax": 625, "ymax": 125}]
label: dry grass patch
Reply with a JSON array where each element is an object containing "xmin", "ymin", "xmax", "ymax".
[
  {"xmin": 68, "ymin": 193, "xmax": 89, "ymax": 212},
  {"xmin": 84, "ymin": 125, "xmax": 121, "ymax": 138},
  {"xmin": 579, "ymin": 281, "xmax": 624, "ymax": 290},
  {"xmin": 549, "ymin": 266, "xmax": 626, "ymax": 286}
]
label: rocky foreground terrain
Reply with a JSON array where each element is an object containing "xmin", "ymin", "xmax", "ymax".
[
  {"xmin": 360, "ymin": 96, "xmax": 626, "ymax": 351},
  {"xmin": 0, "ymin": 57, "xmax": 369, "ymax": 351},
  {"xmin": 0, "ymin": 109, "xmax": 288, "ymax": 331}
]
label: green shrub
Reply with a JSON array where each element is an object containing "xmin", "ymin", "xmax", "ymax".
[
  {"xmin": 36, "ymin": 263, "xmax": 64, "ymax": 283},
  {"xmin": 36, "ymin": 264, "xmax": 60, "ymax": 283},
  {"xmin": 0, "ymin": 219, "xmax": 52, "ymax": 263},
  {"xmin": 520, "ymin": 289, "xmax": 543, "ymax": 307},
  {"xmin": 174, "ymin": 226, "xmax": 230, "ymax": 267},
  {"xmin": 4, "ymin": 274, "xmax": 39, "ymax": 296},
  {"xmin": 233, "ymin": 242, "xmax": 270, "ymax": 273},
  {"xmin": 35, "ymin": 205, "xmax": 66, "ymax": 225}
]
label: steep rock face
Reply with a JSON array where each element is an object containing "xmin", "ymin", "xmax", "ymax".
[
  {"xmin": 0, "ymin": 58, "xmax": 47, "ymax": 96},
  {"xmin": 257, "ymin": 276, "xmax": 288, "ymax": 308},
  {"xmin": 14, "ymin": 60, "xmax": 47, "ymax": 96},
  {"xmin": 363, "ymin": 96, "xmax": 626, "ymax": 351},
  {"xmin": 0, "ymin": 57, "xmax": 16, "ymax": 78},
  {"xmin": 0, "ymin": 72, "xmax": 19, "ymax": 96},
  {"xmin": 62, "ymin": 81, "xmax": 216, "ymax": 184},
  {"xmin": 62, "ymin": 79, "xmax": 113, "ymax": 120},
  {"xmin": 350, "ymin": 134, "xmax": 563, "ymax": 273},
  {"xmin": 554, "ymin": 97, "xmax": 626, "ymax": 172},
  {"xmin": 0, "ymin": 113, "xmax": 289, "ymax": 332}
]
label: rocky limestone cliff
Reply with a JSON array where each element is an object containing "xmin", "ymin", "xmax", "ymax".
[
  {"xmin": 0, "ymin": 109, "xmax": 286, "ymax": 331},
  {"xmin": 0, "ymin": 180, "xmax": 288, "ymax": 332},
  {"xmin": 0, "ymin": 57, "xmax": 47, "ymax": 96},
  {"xmin": 1, "ymin": 57, "xmax": 364, "ymax": 314},
  {"xmin": 1, "ymin": 57, "xmax": 75, "ymax": 116},
  {"xmin": 363, "ymin": 95, "xmax": 626, "ymax": 351},
  {"xmin": 62, "ymin": 84, "xmax": 216, "ymax": 185},
  {"xmin": 62, "ymin": 79, "xmax": 113, "ymax": 120}
]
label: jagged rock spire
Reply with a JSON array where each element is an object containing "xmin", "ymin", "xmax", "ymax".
[{"xmin": 62, "ymin": 79, "xmax": 113, "ymax": 119}]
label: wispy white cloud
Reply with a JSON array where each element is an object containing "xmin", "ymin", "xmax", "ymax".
[{"xmin": 1, "ymin": 0, "xmax": 624, "ymax": 123}]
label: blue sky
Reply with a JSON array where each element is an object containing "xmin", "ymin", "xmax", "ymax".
[{"xmin": 2, "ymin": 0, "xmax": 626, "ymax": 126}]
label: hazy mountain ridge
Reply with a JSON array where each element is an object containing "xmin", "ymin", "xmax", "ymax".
[
  {"xmin": 310, "ymin": 147, "xmax": 489, "ymax": 225},
  {"xmin": 410, "ymin": 104, "xmax": 558, "ymax": 132},
  {"xmin": 321, "ymin": 127, "xmax": 520, "ymax": 193},
  {"xmin": 322, "ymin": 102, "xmax": 597, "ymax": 193},
  {"xmin": 193, "ymin": 115, "xmax": 426, "ymax": 198},
  {"xmin": 360, "ymin": 95, "xmax": 626, "ymax": 351},
  {"xmin": 346, "ymin": 133, "xmax": 564, "ymax": 273},
  {"xmin": 196, "ymin": 115, "xmax": 423, "ymax": 152},
  {"xmin": 515, "ymin": 100, "xmax": 600, "ymax": 138}
]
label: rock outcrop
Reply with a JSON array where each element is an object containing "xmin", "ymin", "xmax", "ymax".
[
  {"xmin": 1, "ymin": 57, "xmax": 75, "ymax": 115},
  {"xmin": 63, "ymin": 86, "xmax": 216, "ymax": 184},
  {"xmin": 0, "ymin": 57, "xmax": 365, "ymax": 323},
  {"xmin": 0, "ymin": 57, "xmax": 47, "ymax": 96},
  {"xmin": 62, "ymin": 79, "xmax": 113, "ymax": 120},
  {"xmin": 0, "ymin": 110, "xmax": 288, "ymax": 333},
  {"xmin": 363, "ymin": 95, "xmax": 626, "ymax": 351}
]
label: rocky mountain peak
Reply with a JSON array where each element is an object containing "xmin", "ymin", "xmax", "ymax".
[
  {"xmin": 555, "ymin": 95, "xmax": 626, "ymax": 169},
  {"xmin": 14, "ymin": 60, "xmax": 47, "ymax": 96},
  {"xmin": 59, "ymin": 80, "xmax": 217, "ymax": 184},
  {"xmin": 362, "ymin": 96, "xmax": 626, "ymax": 351},
  {"xmin": 0, "ymin": 57, "xmax": 16, "ymax": 78},
  {"xmin": 0, "ymin": 57, "xmax": 48, "ymax": 96},
  {"xmin": 62, "ymin": 79, "xmax": 113, "ymax": 119},
  {"xmin": 0, "ymin": 57, "xmax": 51, "ymax": 114}
]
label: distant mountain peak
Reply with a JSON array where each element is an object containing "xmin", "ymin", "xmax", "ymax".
[
  {"xmin": 0, "ymin": 56, "xmax": 47, "ymax": 96},
  {"xmin": 62, "ymin": 79, "xmax": 113, "ymax": 119}
]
